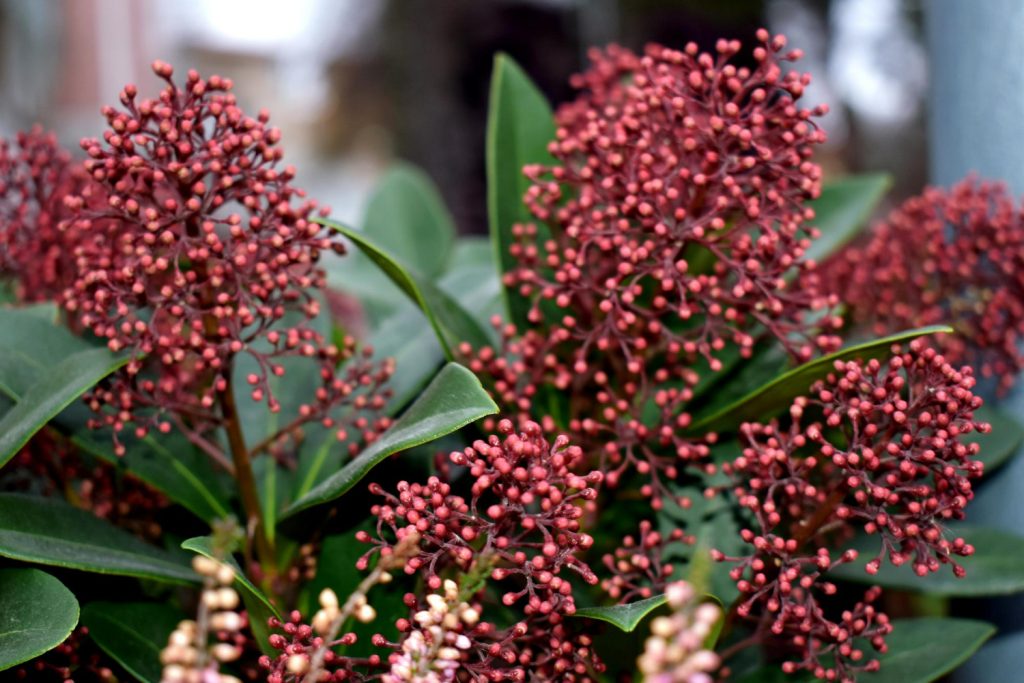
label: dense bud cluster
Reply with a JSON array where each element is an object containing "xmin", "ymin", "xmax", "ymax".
[
  {"xmin": 512, "ymin": 29, "xmax": 839, "ymax": 367},
  {"xmin": 260, "ymin": 609, "xmax": 374, "ymax": 682},
  {"xmin": 360, "ymin": 420, "xmax": 604, "ymax": 680},
  {"xmin": 715, "ymin": 341, "xmax": 986, "ymax": 679},
  {"xmin": 46, "ymin": 61, "xmax": 394, "ymax": 454},
  {"xmin": 463, "ymin": 29, "xmax": 841, "ymax": 507},
  {"xmin": 383, "ymin": 580, "xmax": 477, "ymax": 682},
  {"xmin": 0, "ymin": 127, "xmax": 94, "ymax": 301},
  {"xmin": 637, "ymin": 581, "xmax": 721, "ymax": 683},
  {"xmin": 822, "ymin": 177, "xmax": 1024, "ymax": 393}
]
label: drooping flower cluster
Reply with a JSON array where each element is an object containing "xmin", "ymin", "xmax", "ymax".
[
  {"xmin": 715, "ymin": 341, "xmax": 987, "ymax": 679},
  {"xmin": 463, "ymin": 29, "xmax": 842, "ymax": 506},
  {"xmin": 8, "ymin": 626, "xmax": 118, "ymax": 682},
  {"xmin": 54, "ymin": 61, "xmax": 393, "ymax": 455},
  {"xmin": 359, "ymin": 419, "xmax": 604, "ymax": 680},
  {"xmin": 602, "ymin": 520, "xmax": 692, "ymax": 603},
  {"xmin": 637, "ymin": 581, "xmax": 721, "ymax": 683},
  {"xmin": 0, "ymin": 127, "xmax": 94, "ymax": 301},
  {"xmin": 822, "ymin": 177, "xmax": 1024, "ymax": 393}
]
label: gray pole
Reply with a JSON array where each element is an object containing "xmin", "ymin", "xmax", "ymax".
[{"xmin": 926, "ymin": 1, "xmax": 1024, "ymax": 678}]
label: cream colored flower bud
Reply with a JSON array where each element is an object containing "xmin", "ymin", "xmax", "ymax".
[
  {"xmin": 191, "ymin": 555, "xmax": 220, "ymax": 577},
  {"xmin": 319, "ymin": 588, "xmax": 339, "ymax": 612},
  {"xmin": 286, "ymin": 654, "xmax": 310, "ymax": 675},
  {"xmin": 379, "ymin": 570, "xmax": 393, "ymax": 584},
  {"xmin": 160, "ymin": 664, "xmax": 187, "ymax": 682},
  {"xmin": 461, "ymin": 606, "xmax": 480, "ymax": 626},
  {"xmin": 211, "ymin": 643, "xmax": 242, "ymax": 662},
  {"xmin": 426, "ymin": 594, "xmax": 447, "ymax": 614},
  {"xmin": 312, "ymin": 609, "xmax": 333, "ymax": 635},
  {"xmin": 215, "ymin": 563, "xmax": 236, "ymax": 586},
  {"xmin": 437, "ymin": 646, "xmax": 461, "ymax": 661},
  {"xmin": 169, "ymin": 628, "xmax": 193, "ymax": 648},
  {"xmin": 210, "ymin": 610, "xmax": 244, "ymax": 631},
  {"xmin": 216, "ymin": 587, "xmax": 239, "ymax": 610},
  {"xmin": 218, "ymin": 676, "xmax": 244, "ymax": 683},
  {"xmin": 355, "ymin": 603, "xmax": 376, "ymax": 623}
]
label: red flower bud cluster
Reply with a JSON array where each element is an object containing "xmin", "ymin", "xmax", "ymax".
[
  {"xmin": 511, "ymin": 30, "xmax": 840, "ymax": 369},
  {"xmin": 359, "ymin": 419, "xmax": 604, "ymax": 679},
  {"xmin": 463, "ymin": 30, "xmax": 843, "ymax": 508},
  {"xmin": 0, "ymin": 127, "xmax": 95, "ymax": 301},
  {"xmin": 715, "ymin": 341, "xmax": 986, "ymax": 680},
  {"xmin": 50, "ymin": 61, "xmax": 393, "ymax": 453},
  {"xmin": 601, "ymin": 520, "xmax": 692, "ymax": 603},
  {"xmin": 822, "ymin": 177, "xmax": 1024, "ymax": 393}
]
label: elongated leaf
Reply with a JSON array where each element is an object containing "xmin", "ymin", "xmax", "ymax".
[
  {"xmin": 284, "ymin": 363, "xmax": 498, "ymax": 516},
  {"xmin": 486, "ymin": 53, "xmax": 555, "ymax": 327},
  {"xmin": 804, "ymin": 173, "xmax": 892, "ymax": 264},
  {"xmin": 0, "ymin": 493, "xmax": 196, "ymax": 583},
  {"xmin": 970, "ymin": 405, "xmax": 1024, "ymax": 475},
  {"xmin": 0, "ymin": 346, "xmax": 130, "ymax": 469},
  {"xmin": 688, "ymin": 326, "xmax": 952, "ymax": 434},
  {"xmin": 737, "ymin": 618, "xmax": 993, "ymax": 683},
  {"xmin": 829, "ymin": 524, "xmax": 1024, "ymax": 596},
  {"xmin": 366, "ymin": 304, "xmax": 445, "ymax": 413},
  {"xmin": 862, "ymin": 618, "xmax": 994, "ymax": 682},
  {"xmin": 317, "ymin": 219, "xmax": 491, "ymax": 359},
  {"xmin": 573, "ymin": 595, "xmax": 668, "ymax": 632},
  {"xmin": 182, "ymin": 536, "xmax": 280, "ymax": 655},
  {"xmin": 363, "ymin": 163, "xmax": 456, "ymax": 278},
  {"xmin": 73, "ymin": 430, "xmax": 232, "ymax": 523},
  {"xmin": 80, "ymin": 601, "xmax": 182, "ymax": 683},
  {"xmin": 0, "ymin": 568, "xmax": 79, "ymax": 672}
]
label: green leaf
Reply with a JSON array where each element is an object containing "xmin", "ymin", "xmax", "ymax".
[
  {"xmin": 0, "ymin": 493, "xmax": 196, "ymax": 583},
  {"xmin": 803, "ymin": 173, "xmax": 892, "ymax": 265},
  {"xmin": 688, "ymin": 326, "xmax": 952, "ymax": 434},
  {"xmin": 829, "ymin": 524, "xmax": 1024, "ymax": 596},
  {"xmin": 572, "ymin": 595, "xmax": 668, "ymax": 632},
  {"xmin": 182, "ymin": 536, "xmax": 281, "ymax": 655},
  {"xmin": 363, "ymin": 162, "xmax": 456, "ymax": 278},
  {"xmin": 73, "ymin": 431, "xmax": 232, "ymax": 523},
  {"xmin": 317, "ymin": 218, "xmax": 491, "ymax": 359},
  {"xmin": 366, "ymin": 304, "xmax": 445, "ymax": 413},
  {"xmin": 284, "ymin": 363, "xmax": 498, "ymax": 517},
  {"xmin": 736, "ymin": 618, "xmax": 993, "ymax": 683},
  {"xmin": 861, "ymin": 617, "xmax": 994, "ymax": 682},
  {"xmin": 80, "ymin": 601, "xmax": 182, "ymax": 683},
  {"xmin": 0, "ymin": 568, "xmax": 79, "ymax": 672},
  {"xmin": 0, "ymin": 346, "xmax": 130, "ymax": 469},
  {"xmin": 486, "ymin": 53, "xmax": 556, "ymax": 328},
  {"xmin": 970, "ymin": 405, "xmax": 1024, "ymax": 475}
]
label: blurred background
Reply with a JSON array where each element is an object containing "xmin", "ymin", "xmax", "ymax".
[{"xmin": 0, "ymin": 0, "xmax": 930, "ymax": 233}]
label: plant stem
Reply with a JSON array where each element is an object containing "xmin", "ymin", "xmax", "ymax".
[{"xmin": 219, "ymin": 373, "xmax": 275, "ymax": 576}]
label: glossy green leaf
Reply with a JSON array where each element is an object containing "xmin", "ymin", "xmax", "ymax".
[
  {"xmin": 73, "ymin": 431, "xmax": 232, "ymax": 523},
  {"xmin": 829, "ymin": 524, "xmax": 1024, "ymax": 596},
  {"xmin": 317, "ymin": 218, "xmax": 491, "ymax": 359},
  {"xmin": 486, "ymin": 53, "xmax": 555, "ymax": 327},
  {"xmin": 0, "ymin": 346, "xmax": 130, "ymax": 469},
  {"xmin": 736, "ymin": 618, "xmax": 993, "ymax": 683},
  {"xmin": 970, "ymin": 405, "xmax": 1024, "ymax": 475},
  {"xmin": 0, "ymin": 568, "xmax": 79, "ymax": 672},
  {"xmin": 572, "ymin": 595, "xmax": 668, "ymax": 632},
  {"xmin": 182, "ymin": 536, "xmax": 280, "ymax": 655},
  {"xmin": 803, "ymin": 173, "xmax": 892, "ymax": 265},
  {"xmin": 688, "ymin": 326, "xmax": 952, "ymax": 434},
  {"xmin": 284, "ymin": 363, "xmax": 498, "ymax": 517},
  {"xmin": 366, "ymin": 304, "xmax": 445, "ymax": 412},
  {"xmin": 0, "ymin": 493, "xmax": 196, "ymax": 583},
  {"xmin": 363, "ymin": 162, "xmax": 456, "ymax": 278},
  {"xmin": 80, "ymin": 601, "xmax": 182, "ymax": 683}
]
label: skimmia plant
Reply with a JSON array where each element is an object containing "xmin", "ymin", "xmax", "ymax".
[{"xmin": 0, "ymin": 31, "xmax": 1022, "ymax": 683}]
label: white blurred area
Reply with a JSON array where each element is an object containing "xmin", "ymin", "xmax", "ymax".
[
  {"xmin": 0, "ymin": 0, "xmax": 389, "ymax": 223},
  {"xmin": 0, "ymin": 0, "xmax": 934, "ymax": 227}
]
